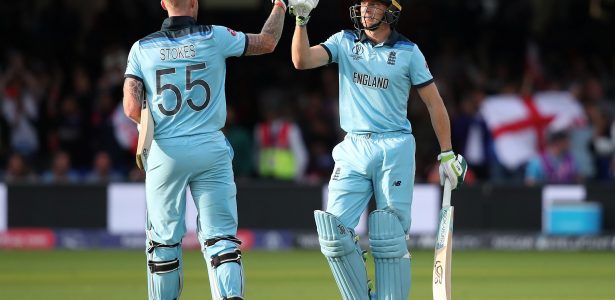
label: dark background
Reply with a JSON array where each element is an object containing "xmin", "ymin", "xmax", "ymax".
[{"xmin": 1, "ymin": 0, "xmax": 615, "ymax": 183}]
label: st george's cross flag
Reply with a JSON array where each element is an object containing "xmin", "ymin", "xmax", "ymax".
[{"xmin": 480, "ymin": 91, "xmax": 586, "ymax": 170}]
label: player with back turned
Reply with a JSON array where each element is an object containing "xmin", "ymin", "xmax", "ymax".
[
  {"xmin": 122, "ymin": 0, "xmax": 287, "ymax": 299},
  {"xmin": 288, "ymin": 0, "xmax": 467, "ymax": 299}
]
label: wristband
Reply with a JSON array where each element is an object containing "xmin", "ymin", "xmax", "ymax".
[
  {"xmin": 296, "ymin": 15, "xmax": 310, "ymax": 26},
  {"xmin": 274, "ymin": 0, "xmax": 287, "ymax": 12}
]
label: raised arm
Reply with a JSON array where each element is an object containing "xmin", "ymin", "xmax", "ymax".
[
  {"xmin": 289, "ymin": 0, "xmax": 328, "ymax": 69},
  {"xmin": 291, "ymin": 24, "xmax": 329, "ymax": 70},
  {"xmin": 244, "ymin": 1, "xmax": 286, "ymax": 56},
  {"xmin": 123, "ymin": 77, "xmax": 144, "ymax": 124}
]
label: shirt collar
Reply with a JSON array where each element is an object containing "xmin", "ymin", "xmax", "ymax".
[
  {"xmin": 161, "ymin": 16, "xmax": 196, "ymax": 30},
  {"xmin": 383, "ymin": 30, "xmax": 402, "ymax": 47},
  {"xmin": 356, "ymin": 29, "xmax": 401, "ymax": 47}
]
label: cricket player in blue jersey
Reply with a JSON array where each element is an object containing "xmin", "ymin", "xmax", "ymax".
[
  {"xmin": 122, "ymin": 0, "xmax": 287, "ymax": 299},
  {"xmin": 289, "ymin": 0, "xmax": 467, "ymax": 299}
]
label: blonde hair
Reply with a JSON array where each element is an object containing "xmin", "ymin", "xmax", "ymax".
[{"xmin": 164, "ymin": 0, "xmax": 190, "ymax": 9}]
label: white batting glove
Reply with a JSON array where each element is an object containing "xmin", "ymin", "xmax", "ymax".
[
  {"xmin": 438, "ymin": 150, "xmax": 468, "ymax": 190},
  {"xmin": 289, "ymin": 0, "xmax": 319, "ymax": 26}
]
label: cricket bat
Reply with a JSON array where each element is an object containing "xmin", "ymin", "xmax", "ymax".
[
  {"xmin": 433, "ymin": 179, "xmax": 453, "ymax": 300},
  {"xmin": 136, "ymin": 98, "xmax": 154, "ymax": 170}
]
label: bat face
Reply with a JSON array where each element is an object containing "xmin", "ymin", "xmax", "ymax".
[{"xmin": 433, "ymin": 206, "xmax": 454, "ymax": 300}]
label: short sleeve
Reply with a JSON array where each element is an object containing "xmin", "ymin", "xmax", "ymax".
[
  {"xmin": 409, "ymin": 46, "xmax": 434, "ymax": 88},
  {"xmin": 320, "ymin": 31, "xmax": 344, "ymax": 64},
  {"xmin": 125, "ymin": 41, "xmax": 143, "ymax": 81},
  {"xmin": 213, "ymin": 25, "xmax": 248, "ymax": 58}
]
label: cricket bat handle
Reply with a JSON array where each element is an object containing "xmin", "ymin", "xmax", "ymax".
[{"xmin": 442, "ymin": 179, "xmax": 452, "ymax": 207}]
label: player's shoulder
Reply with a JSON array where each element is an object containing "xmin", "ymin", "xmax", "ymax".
[
  {"xmin": 136, "ymin": 25, "xmax": 214, "ymax": 47},
  {"xmin": 139, "ymin": 31, "xmax": 166, "ymax": 45},
  {"xmin": 323, "ymin": 29, "xmax": 358, "ymax": 42},
  {"xmin": 388, "ymin": 31, "xmax": 417, "ymax": 52},
  {"xmin": 210, "ymin": 24, "xmax": 243, "ymax": 38},
  {"xmin": 340, "ymin": 29, "xmax": 360, "ymax": 42}
]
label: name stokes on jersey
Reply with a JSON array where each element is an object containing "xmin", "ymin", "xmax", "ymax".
[
  {"xmin": 160, "ymin": 44, "xmax": 196, "ymax": 61},
  {"xmin": 353, "ymin": 72, "xmax": 389, "ymax": 89}
]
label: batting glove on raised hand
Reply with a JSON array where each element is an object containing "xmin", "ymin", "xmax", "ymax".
[
  {"xmin": 438, "ymin": 150, "xmax": 467, "ymax": 190},
  {"xmin": 288, "ymin": 0, "xmax": 319, "ymax": 26}
]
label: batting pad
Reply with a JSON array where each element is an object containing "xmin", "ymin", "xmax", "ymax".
[
  {"xmin": 368, "ymin": 210, "xmax": 411, "ymax": 300},
  {"xmin": 147, "ymin": 243, "xmax": 182, "ymax": 300},
  {"xmin": 204, "ymin": 238, "xmax": 244, "ymax": 300},
  {"xmin": 314, "ymin": 210, "xmax": 372, "ymax": 300}
]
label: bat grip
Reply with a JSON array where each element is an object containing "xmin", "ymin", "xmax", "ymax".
[{"xmin": 442, "ymin": 179, "xmax": 452, "ymax": 208}]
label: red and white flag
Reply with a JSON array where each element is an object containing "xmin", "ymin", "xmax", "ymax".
[{"xmin": 480, "ymin": 91, "xmax": 586, "ymax": 170}]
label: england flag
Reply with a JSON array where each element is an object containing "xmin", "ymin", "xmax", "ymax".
[{"xmin": 480, "ymin": 91, "xmax": 586, "ymax": 170}]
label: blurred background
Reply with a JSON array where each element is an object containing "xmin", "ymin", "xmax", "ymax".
[
  {"xmin": 0, "ymin": 1, "xmax": 614, "ymax": 299},
  {"xmin": 1, "ymin": 0, "xmax": 615, "ymax": 184}
]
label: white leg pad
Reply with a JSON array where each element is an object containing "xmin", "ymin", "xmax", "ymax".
[
  {"xmin": 368, "ymin": 210, "xmax": 411, "ymax": 300},
  {"xmin": 315, "ymin": 210, "xmax": 372, "ymax": 300}
]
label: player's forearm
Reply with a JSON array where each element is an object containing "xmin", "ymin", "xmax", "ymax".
[
  {"xmin": 291, "ymin": 26, "xmax": 312, "ymax": 69},
  {"xmin": 123, "ymin": 102, "xmax": 141, "ymax": 124},
  {"xmin": 428, "ymin": 101, "xmax": 453, "ymax": 152},
  {"xmin": 123, "ymin": 98, "xmax": 141, "ymax": 124},
  {"xmin": 245, "ymin": 5, "xmax": 285, "ymax": 55},
  {"xmin": 419, "ymin": 84, "xmax": 452, "ymax": 152},
  {"xmin": 264, "ymin": 5, "xmax": 286, "ymax": 45}
]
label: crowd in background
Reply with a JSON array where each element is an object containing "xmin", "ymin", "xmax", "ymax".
[{"xmin": 1, "ymin": 0, "xmax": 614, "ymax": 184}]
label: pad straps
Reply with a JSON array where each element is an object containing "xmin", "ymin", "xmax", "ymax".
[
  {"xmin": 147, "ymin": 240, "xmax": 180, "ymax": 254},
  {"xmin": 205, "ymin": 236, "xmax": 242, "ymax": 247},
  {"xmin": 148, "ymin": 259, "xmax": 180, "ymax": 274},
  {"xmin": 211, "ymin": 250, "xmax": 242, "ymax": 268}
]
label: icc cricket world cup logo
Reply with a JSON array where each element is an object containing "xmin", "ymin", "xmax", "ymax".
[{"xmin": 434, "ymin": 260, "xmax": 443, "ymax": 284}]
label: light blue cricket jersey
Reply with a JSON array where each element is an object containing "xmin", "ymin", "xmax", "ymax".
[
  {"xmin": 125, "ymin": 17, "xmax": 247, "ymax": 139},
  {"xmin": 321, "ymin": 30, "xmax": 434, "ymax": 134}
]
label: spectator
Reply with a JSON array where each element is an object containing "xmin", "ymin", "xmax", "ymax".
[
  {"xmin": 3, "ymin": 153, "xmax": 37, "ymax": 183},
  {"xmin": 451, "ymin": 89, "xmax": 492, "ymax": 180},
  {"xmin": 89, "ymin": 89, "xmax": 126, "ymax": 165},
  {"xmin": 40, "ymin": 151, "xmax": 80, "ymax": 183},
  {"xmin": 254, "ymin": 90, "xmax": 308, "ymax": 181},
  {"xmin": 1, "ymin": 53, "xmax": 40, "ymax": 159},
  {"xmin": 56, "ymin": 95, "xmax": 86, "ymax": 167},
  {"xmin": 84, "ymin": 151, "xmax": 124, "ymax": 183},
  {"xmin": 525, "ymin": 128, "xmax": 581, "ymax": 185},
  {"xmin": 1, "ymin": 86, "xmax": 39, "ymax": 158}
]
